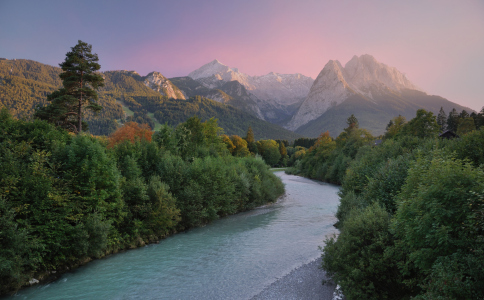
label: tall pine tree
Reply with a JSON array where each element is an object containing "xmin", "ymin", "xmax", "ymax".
[
  {"xmin": 347, "ymin": 114, "xmax": 359, "ymax": 129},
  {"xmin": 437, "ymin": 107, "xmax": 447, "ymax": 132},
  {"xmin": 35, "ymin": 40, "xmax": 104, "ymax": 134},
  {"xmin": 446, "ymin": 108, "xmax": 459, "ymax": 132}
]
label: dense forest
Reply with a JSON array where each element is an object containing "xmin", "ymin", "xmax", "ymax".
[
  {"xmin": 287, "ymin": 108, "xmax": 484, "ymax": 299},
  {"xmin": 0, "ymin": 109, "xmax": 285, "ymax": 295}
]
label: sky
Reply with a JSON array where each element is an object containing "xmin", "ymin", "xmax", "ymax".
[{"xmin": 1, "ymin": 0, "xmax": 483, "ymax": 111}]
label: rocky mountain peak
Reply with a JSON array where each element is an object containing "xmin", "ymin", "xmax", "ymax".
[
  {"xmin": 188, "ymin": 59, "xmax": 231, "ymax": 80},
  {"xmin": 143, "ymin": 72, "xmax": 185, "ymax": 100},
  {"xmin": 146, "ymin": 71, "xmax": 167, "ymax": 80},
  {"xmin": 189, "ymin": 60, "xmax": 314, "ymax": 101},
  {"xmin": 286, "ymin": 55, "xmax": 423, "ymax": 131},
  {"xmin": 344, "ymin": 54, "xmax": 421, "ymax": 93}
]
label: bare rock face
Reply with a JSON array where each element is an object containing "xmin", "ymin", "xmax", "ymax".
[
  {"xmin": 286, "ymin": 60, "xmax": 354, "ymax": 130},
  {"xmin": 286, "ymin": 54, "xmax": 422, "ymax": 130},
  {"xmin": 144, "ymin": 72, "xmax": 186, "ymax": 100},
  {"xmin": 188, "ymin": 60, "xmax": 314, "ymax": 120},
  {"xmin": 249, "ymin": 72, "xmax": 314, "ymax": 107}
]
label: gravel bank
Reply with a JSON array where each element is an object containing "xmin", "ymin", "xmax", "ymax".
[{"xmin": 250, "ymin": 258, "xmax": 339, "ymax": 300}]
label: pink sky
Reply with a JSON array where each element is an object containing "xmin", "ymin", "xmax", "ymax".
[{"xmin": 1, "ymin": 0, "xmax": 483, "ymax": 111}]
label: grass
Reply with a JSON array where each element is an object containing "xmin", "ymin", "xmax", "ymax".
[
  {"xmin": 147, "ymin": 112, "xmax": 163, "ymax": 131},
  {"xmin": 116, "ymin": 100, "xmax": 135, "ymax": 117}
]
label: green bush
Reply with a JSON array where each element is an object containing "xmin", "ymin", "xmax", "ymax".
[
  {"xmin": 392, "ymin": 151, "xmax": 484, "ymax": 294},
  {"xmin": 362, "ymin": 154, "xmax": 411, "ymax": 214},
  {"xmin": 322, "ymin": 203, "xmax": 410, "ymax": 299}
]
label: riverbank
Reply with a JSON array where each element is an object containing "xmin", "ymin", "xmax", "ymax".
[
  {"xmin": 251, "ymin": 258, "xmax": 340, "ymax": 300},
  {"xmin": 4, "ymin": 172, "xmax": 341, "ymax": 299}
]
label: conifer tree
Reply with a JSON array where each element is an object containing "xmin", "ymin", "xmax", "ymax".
[
  {"xmin": 245, "ymin": 126, "xmax": 255, "ymax": 143},
  {"xmin": 35, "ymin": 40, "xmax": 104, "ymax": 133},
  {"xmin": 477, "ymin": 107, "xmax": 484, "ymax": 129},
  {"xmin": 437, "ymin": 107, "xmax": 447, "ymax": 132},
  {"xmin": 459, "ymin": 109, "xmax": 470, "ymax": 119},
  {"xmin": 446, "ymin": 108, "xmax": 459, "ymax": 132},
  {"xmin": 346, "ymin": 114, "xmax": 359, "ymax": 129}
]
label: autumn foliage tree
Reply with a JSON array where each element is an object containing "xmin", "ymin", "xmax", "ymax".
[{"xmin": 108, "ymin": 122, "xmax": 153, "ymax": 148}]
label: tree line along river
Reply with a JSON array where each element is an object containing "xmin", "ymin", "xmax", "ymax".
[{"xmin": 4, "ymin": 172, "xmax": 340, "ymax": 300}]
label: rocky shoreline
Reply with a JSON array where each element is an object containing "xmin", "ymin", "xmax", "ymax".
[{"xmin": 251, "ymin": 257, "xmax": 342, "ymax": 300}]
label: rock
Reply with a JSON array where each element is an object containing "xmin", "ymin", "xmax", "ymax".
[
  {"xmin": 29, "ymin": 278, "xmax": 39, "ymax": 285},
  {"xmin": 188, "ymin": 59, "xmax": 314, "ymax": 120},
  {"xmin": 143, "ymin": 72, "xmax": 186, "ymax": 100},
  {"xmin": 287, "ymin": 54, "xmax": 422, "ymax": 131}
]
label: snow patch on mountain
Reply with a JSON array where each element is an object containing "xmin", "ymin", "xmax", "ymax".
[{"xmin": 188, "ymin": 60, "xmax": 313, "ymax": 107}]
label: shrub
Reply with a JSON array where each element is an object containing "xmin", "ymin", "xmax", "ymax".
[{"xmin": 322, "ymin": 203, "xmax": 410, "ymax": 299}]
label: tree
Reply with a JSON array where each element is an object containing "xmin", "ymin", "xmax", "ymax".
[
  {"xmin": 322, "ymin": 203, "xmax": 410, "ymax": 299},
  {"xmin": 35, "ymin": 40, "xmax": 104, "ymax": 134},
  {"xmin": 436, "ymin": 107, "xmax": 447, "ymax": 132},
  {"xmin": 222, "ymin": 134, "xmax": 235, "ymax": 154},
  {"xmin": 459, "ymin": 109, "xmax": 469, "ymax": 119},
  {"xmin": 256, "ymin": 139, "xmax": 281, "ymax": 166},
  {"xmin": 245, "ymin": 126, "xmax": 258, "ymax": 155},
  {"xmin": 401, "ymin": 109, "xmax": 440, "ymax": 138},
  {"xmin": 278, "ymin": 141, "xmax": 287, "ymax": 158},
  {"xmin": 384, "ymin": 115, "xmax": 406, "ymax": 139},
  {"xmin": 393, "ymin": 152, "xmax": 484, "ymax": 297},
  {"xmin": 108, "ymin": 122, "xmax": 153, "ymax": 148},
  {"xmin": 456, "ymin": 117, "xmax": 476, "ymax": 136},
  {"xmin": 308, "ymin": 131, "xmax": 336, "ymax": 159},
  {"xmin": 475, "ymin": 107, "xmax": 484, "ymax": 129},
  {"xmin": 230, "ymin": 135, "xmax": 250, "ymax": 157},
  {"xmin": 446, "ymin": 108, "xmax": 459, "ymax": 132},
  {"xmin": 346, "ymin": 114, "xmax": 359, "ymax": 129},
  {"xmin": 245, "ymin": 126, "xmax": 255, "ymax": 144}
]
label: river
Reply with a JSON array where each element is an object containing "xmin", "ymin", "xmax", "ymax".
[{"xmin": 6, "ymin": 172, "xmax": 340, "ymax": 300}]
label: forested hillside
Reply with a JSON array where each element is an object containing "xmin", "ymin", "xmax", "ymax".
[
  {"xmin": 0, "ymin": 59, "xmax": 300, "ymax": 140},
  {"xmin": 151, "ymin": 96, "xmax": 301, "ymax": 140}
]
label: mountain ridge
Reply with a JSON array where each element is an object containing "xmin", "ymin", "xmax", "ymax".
[
  {"xmin": 187, "ymin": 59, "xmax": 314, "ymax": 122},
  {"xmin": 0, "ymin": 59, "xmax": 299, "ymax": 140},
  {"xmin": 285, "ymin": 54, "xmax": 474, "ymax": 136}
]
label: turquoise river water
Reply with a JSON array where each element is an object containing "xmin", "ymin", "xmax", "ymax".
[{"xmin": 6, "ymin": 171, "xmax": 340, "ymax": 300}]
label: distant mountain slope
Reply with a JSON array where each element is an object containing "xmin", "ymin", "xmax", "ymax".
[
  {"xmin": 187, "ymin": 59, "xmax": 314, "ymax": 122},
  {"xmin": 295, "ymin": 90, "xmax": 474, "ymax": 137},
  {"xmin": 170, "ymin": 76, "xmax": 264, "ymax": 118},
  {"xmin": 288, "ymin": 55, "xmax": 474, "ymax": 136},
  {"xmin": 153, "ymin": 96, "xmax": 302, "ymax": 140},
  {"xmin": 0, "ymin": 59, "xmax": 61, "ymax": 118}
]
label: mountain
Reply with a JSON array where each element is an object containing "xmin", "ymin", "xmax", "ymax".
[
  {"xmin": 152, "ymin": 96, "xmax": 302, "ymax": 140},
  {"xmin": 287, "ymin": 55, "xmax": 474, "ymax": 136},
  {"xmin": 0, "ymin": 59, "xmax": 299, "ymax": 140},
  {"xmin": 169, "ymin": 76, "xmax": 264, "ymax": 119},
  {"xmin": 143, "ymin": 71, "xmax": 185, "ymax": 99},
  {"xmin": 187, "ymin": 59, "xmax": 314, "ymax": 122}
]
